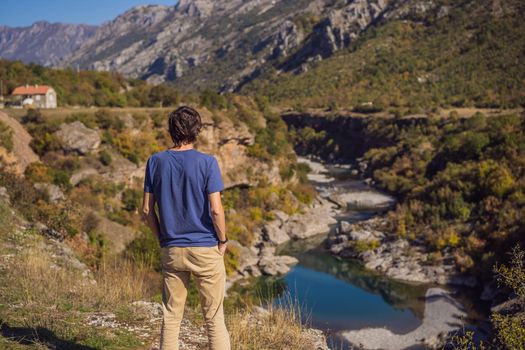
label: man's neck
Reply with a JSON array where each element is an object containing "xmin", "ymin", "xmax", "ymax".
[{"xmin": 169, "ymin": 143, "xmax": 194, "ymax": 151}]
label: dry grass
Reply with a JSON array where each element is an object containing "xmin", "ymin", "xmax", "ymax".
[
  {"xmin": 0, "ymin": 200, "xmax": 323, "ymax": 349},
  {"xmin": 228, "ymin": 298, "xmax": 320, "ymax": 350},
  {"xmin": 5, "ymin": 247, "xmax": 154, "ymax": 311},
  {"xmin": 437, "ymin": 107, "xmax": 523, "ymax": 119},
  {"xmin": 94, "ymin": 258, "xmax": 160, "ymax": 308}
]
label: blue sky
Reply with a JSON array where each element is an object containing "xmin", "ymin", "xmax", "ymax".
[{"xmin": 0, "ymin": 0, "xmax": 179, "ymax": 27}]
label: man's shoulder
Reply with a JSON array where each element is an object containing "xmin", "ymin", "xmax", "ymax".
[
  {"xmin": 148, "ymin": 150, "xmax": 168, "ymax": 162},
  {"xmin": 190, "ymin": 150, "xmax": 217, "ymax": 163},
  {"xmin": 147, "ymin": 150, "xmax": 216, "ymax": 163}
]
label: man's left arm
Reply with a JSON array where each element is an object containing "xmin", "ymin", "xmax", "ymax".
[{"xmin": 142, "ymin": 192, "xmax": 161, "ymax": 239}]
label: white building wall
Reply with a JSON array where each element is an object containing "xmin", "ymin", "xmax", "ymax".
[{"xmin": 45, "ymin": 89, "xmax": 57, "ymax": 108}]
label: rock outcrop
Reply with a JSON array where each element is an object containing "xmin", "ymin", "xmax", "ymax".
[
  {"xmin": 226, "ymin": 196, "xmax": 337, "ymax": 283},
  {"xmin": 261, "ymin": 197, "xmax": 338, "ymax": 245},
  {"xmin": 90, "ymin": 211, "xmax": 137, "ymax": 254},
  {"xmin": 0, "ymin": 111, "xmax": 39, "ymax": 174},
  {"xmin": 283, "ymin": 0, "xmax": 390, "ymax": 69},
  {"xmin": 196, "ymin": 107, "xmax": 280, "ymax": 188},
  {"xmin": 55, "ymin": 121, "xmax": 101, "ymax": 155},
  {"xmin": 34, "ymin": 182, "xmax": 65, "ymax": 203},
  {"xmin": 326, "ymin": 217, "xmax": 478, "ymax": 287},
  {"xmin": 258, "ymin": 255, "xmax": 299, "ymax": 276}
]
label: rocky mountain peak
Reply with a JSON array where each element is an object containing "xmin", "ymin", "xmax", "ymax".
[
  {"xmin": 176, "ymin": 0, "xmax": 214, "ymax": 17},
  {"xmin": 106, "ymin": 4, "xmax": 174, "ymax": 29},
  {"xmin": 0, "ymin": 21, "xmax": 97, "ymax": 66}
]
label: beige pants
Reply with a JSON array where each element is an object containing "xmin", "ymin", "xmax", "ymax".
[{"xmin": 160, "ymin": 245, "xmax": 231, "ymax": 350}]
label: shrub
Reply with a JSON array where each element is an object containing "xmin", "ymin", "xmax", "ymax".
[
  {"xmin": 150, "ymin": 111, "xmax": 165, "ymax": 128},
  {"xmin": 110, "ymin": 130, "xmax": 160, "ymax": 165},
  {"xmin": 354, "ymin": 239, "xmax": 380, "ymax": 253},
  {"xmin": 121, "ymin": 188, "xmax": 142, "ymax": 212},
  {"xmin": 30, "ymin": 132, "xmax": 62, "ymax": 155},
  {"xmin": 200, "ymin": 89, "xmax": 227, "ymax": 110},
  {"xmin": 65, "ymin": 112, "xmax": 98, "ymax": 129},
  {"xmin": 125, "ymin": 226, "xmax": 161, "ymax": 270},
  {"xmin": 464, "ymin": 112, "xmax": 487, "ymax": 130},
  {"xmin": 21, "ymin": 108, "xmax": 44, "ymax": 124},
  {"xmin": 0, "ymin": 120, "xmax": 13, "ymax": 152},
  {"xmin": 99, "ymin": 150, "xmax": 112, "ymax": 166},
  {"xmin": 95, "ymin": 109, "xmax": 124, "ymax": 131},
  {"xmin": 24, "ymin": 162, "xmax": 53, "ymax": 183},
  {"xmin": 477, "ymin": 161, "xmax": 515, "ymax": 198}
]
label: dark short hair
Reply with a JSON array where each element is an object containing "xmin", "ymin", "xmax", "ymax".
[{"xmin": 168, "ymin": 106, "xmax": 202, "ymax": 147}]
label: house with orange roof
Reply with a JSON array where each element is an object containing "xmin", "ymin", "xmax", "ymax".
[{"xmin": 11, "ymin": 84, "xmax": 57, "ymax": 109}]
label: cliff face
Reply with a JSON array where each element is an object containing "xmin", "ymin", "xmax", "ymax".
[
  {"xmin": 196, "ymin": 107, "xmax": 280, "ymax": 189},
  {"xmin": 0, "ymin": 21, "xmax": 97, "ymax": 66}
]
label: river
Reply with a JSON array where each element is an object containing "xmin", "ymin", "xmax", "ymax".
[{"xmin": 270, "ymin": 158, "xmax": 489, "ymax": 349}]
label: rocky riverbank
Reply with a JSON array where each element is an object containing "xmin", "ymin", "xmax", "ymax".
[
  {"xmin": 326, "ymin": 216, "xmax": 478, "ymax": 287},
  {"xmin": 225, "ymin": 194, "xmax": 338, "ymax": 289},
  {"xmin": 299, "ymin": 156, "xmax": 479, "ymax": 288}
]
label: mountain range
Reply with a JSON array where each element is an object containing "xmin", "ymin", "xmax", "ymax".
[
  {"xmin": 0, "ymin": 0, "xmax": 435, "ymax": 89},
  {"xmin": 0, "ymin": 0, "xmax": 523, "ymax": 108},
  {"xmin": 0, "ymin": 21, "xmax": 97, "ymax": 66}
]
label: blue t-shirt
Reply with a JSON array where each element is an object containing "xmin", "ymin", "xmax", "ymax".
[{"xmin": 143, "ymin": 149, "xmax": 224, "ymax": 247}]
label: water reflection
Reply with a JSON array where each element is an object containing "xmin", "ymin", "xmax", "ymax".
[{"xmin": 275, "ymin": 236, "xmax": 428, "ymax": 334}]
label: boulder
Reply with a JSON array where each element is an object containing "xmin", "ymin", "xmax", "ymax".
[
  {"xmin": 34, "ymin": 182, "xmax": 65, "ymax": 203},
  {"xmin": 339, "ymin": 220, "xmax": 352, "ymax": 233},
  {"xmin": 227, "ymin": 240, "xmax": 260, "ymax": 276},
  {"xmin": 349, "ymin": 229, "xmax": 374, "ymax": 242},
  {"xmin": 119, "ymin": 113, "xmax": 136, "ymax": 129},
  {"xmin": 284, "ymin": 198, "xmax": 337, "ymax": 239},
  {"xmin": 272, "ymin": 210, "xmax": 289, "ymax": 224},
  {"xmin": 259, "ymin": 245, "xmax": 276, "ymax": 257},
  {"xmin": 329, "ymin": 243, "xmax": 347, "ymax": 255},
  {"xmin": 70, "ymin": 168, "xmax": 99, "ymax": 186},
  {"xmin": 262, "ymin": 220, "xmax": 290, "ymax": 245},
  {"xmin": 55, "ymin": 121, "xmax": 101, "ymax": 155},
  {"xmin": 91, "ymin": 212, "xmax": 137, "ymax": 254},
  {"xmin": 0, "ymin": 186, "xmax": 9, "ymax": 204},
  {"xmin": 302, "ymin": 328, "xmax": 330, "ymax": 350},
  {"xmin": 258, "ymin": 255, "xmax": 298, "ymax": 276}
]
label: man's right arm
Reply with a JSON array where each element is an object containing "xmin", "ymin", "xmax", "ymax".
[
  {"xmin": 209, "ymin": 192, "xmax": 227, "ymax": 255},
  {"xmin": 142, "ymin": 191, "xmax": 161, "ymax": 239}
]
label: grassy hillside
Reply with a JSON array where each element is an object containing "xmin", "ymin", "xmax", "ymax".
[
  {"xmin": 0, "ymin": 59, "xmax": 180, "ymax": 107},
  {"xmin": 245, "ymin": 0, "xmax": 525, "ymax": 112},
  {"xmin": 0, "ymin": 197, "xmax": 323, "ymax": 350}
]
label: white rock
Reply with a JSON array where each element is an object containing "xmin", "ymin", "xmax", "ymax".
[
  {"xmin": 258, "ymin": 255, "xmax": 298, "ymax": 275},
  {"xmin": 263, "ymin": 220, "xmax": 290, "ymax": 245},
  {"xmin": 55, "ymin": 121, "xmax": 101, "ymax": 155}
]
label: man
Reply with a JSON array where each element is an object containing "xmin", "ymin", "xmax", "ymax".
[{"xmin": 142, "ymin": 106, "xmax": 231, "ymax": 350}]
